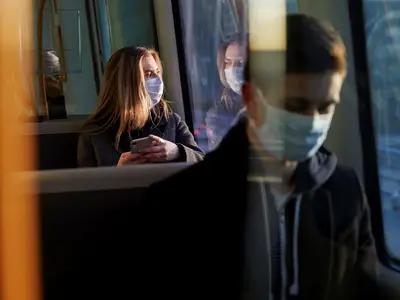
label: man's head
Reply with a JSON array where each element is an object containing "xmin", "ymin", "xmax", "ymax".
[{"xmin": 242, "ymin": 13, "xmax": 347, "ymax": 161}]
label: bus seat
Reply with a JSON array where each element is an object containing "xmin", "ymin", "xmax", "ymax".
[
  {"xmin": 23, "ymin": 163, "xmax": 190, "ymax": 299},
  {"xmin": 26, "ymin": 117, "xmax": 87, "ymax": 170},
  {"xmin": 38, "ymin": 132, "xmax": 79, "ymax": 170}
]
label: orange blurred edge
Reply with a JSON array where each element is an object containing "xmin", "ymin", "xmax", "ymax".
[{"xmin": 0, "ymin": 1, "xmax": 41, "ymax": 300}]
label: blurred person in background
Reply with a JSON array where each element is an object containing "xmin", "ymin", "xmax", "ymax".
[
  {"xmin": 42, "ymin": 51, "xmax": 67, "ymax": 119},
  {"xmin": 43, "ymin": 51, "xmax": 63, "ymax": 100}
]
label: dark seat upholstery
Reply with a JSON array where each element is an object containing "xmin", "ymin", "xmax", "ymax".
[
  {"xmin": 38, "ymin": 133, "xmax": 79, "ymax": 169},
  {"xmin": 30, "ymin": 164, "xmax": 190, "ymax": 299},
  {"xmin": 31, "ymin": 117, "xmax": 87, "ymax": 170}
]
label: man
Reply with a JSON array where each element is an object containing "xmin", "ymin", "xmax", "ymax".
[{"xmin": 138, "ymin": 14, "xmax": 381, "ymax": 300}]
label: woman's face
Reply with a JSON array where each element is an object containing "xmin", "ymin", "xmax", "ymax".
[
  {"xmin": 142, "ymin": 55, "xmax": 160, "ymax": 79},
  {"xmin": 224, "ymin": 43, "xmax": 246, "ymax": 69},
  {"xmin": 141, "ymin": 54, "xmax": 164, "ymax": 108},
  {"xmin": 224, "ymin": 43, "xmax": 246, "ymax": 94}
]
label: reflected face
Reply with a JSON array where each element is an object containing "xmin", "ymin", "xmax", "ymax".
[
  {"xmin": 141, "ymin": 55, "xmax": 160, "ymax": 79},
  {"xmin": 224, "ymin": 44, "xmax": 246, "ymax": 69},
  {"xmin": 244, "ymin": 72, "xmax": 344, "ymax": 125}
]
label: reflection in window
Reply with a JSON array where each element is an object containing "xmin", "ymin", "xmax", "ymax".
[
  {"xmin": 364, "ymin": 0, "xmax": 400, "ymax": 260},
  {"xmin": 179, "ymin": 0, "xmax": 298, "ymax": 151},
  {"xmin": 36, "ymin": 0, "xmax": 100, "ymax": 117},
  {"xmin": 42, "ymin": 51, "xmax": 67, "ymax": 119}
]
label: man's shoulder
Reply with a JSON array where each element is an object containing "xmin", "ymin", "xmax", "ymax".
[
  {"xmin": 148, "ymin": 153, "xmax": 216, "ymax": 193},
  {"xmin": 148, "ymin": 145, "xmax": 236, "ymax": 197},
  {"xmin": 323, "ymin": 162, "xmax": 367, "ymax": 229},
  {"xmin": 153, "ymin": 160, "xmax": 206, "ymax": 188},
  {"xmin": 327, "ymin": 162, "xmax": 363, "ymax": 195}
]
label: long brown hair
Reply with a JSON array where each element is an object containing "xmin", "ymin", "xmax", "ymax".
[
  {"xmin": 217, "ymin": 33, "xmax": 248, "ymax": 109},
  {"xmin": 82, "ymin": 46, "xmax": 170, "ymax": 147}
]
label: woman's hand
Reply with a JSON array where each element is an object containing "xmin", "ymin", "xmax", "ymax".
[
  {"xmin": 139, "ymin": 135, "xmax": 180, "ymax": 163},
  {"xmin": 117, "ymin": 152, "xmax": 148, "ymax": 167}
]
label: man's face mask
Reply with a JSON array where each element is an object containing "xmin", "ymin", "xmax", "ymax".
[
  {"xmin": 146, "ymin": 76, "xmax": 164, "ymax": 108},
  {"xmin": 250, "ymin": 91, "xmax": 334, "ymax": 162},
  {"xmin": 225, "ymin": 67, "xmax": 244, "ymax": 94}
]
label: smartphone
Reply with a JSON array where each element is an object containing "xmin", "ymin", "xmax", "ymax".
[{"xmin": 130, "ymin": 136, "xmax": 153, "ymax": 153}]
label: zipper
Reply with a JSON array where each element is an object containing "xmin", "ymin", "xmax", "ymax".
[
  {"xmin": 279, "ymin": 205, "xmax": 287, "ymax": 300},
  {"xmin": 259, "ymin": 183, "xmax": 274, "ymax": 300}
]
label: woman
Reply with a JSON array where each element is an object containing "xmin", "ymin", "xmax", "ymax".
[
  {"xmin": 78, "ymin": 46, "xmax": 204, "ymax": 167},
  {"xmin": 206, "ymin": 33, "xmax": 247, "ymax": 150}
]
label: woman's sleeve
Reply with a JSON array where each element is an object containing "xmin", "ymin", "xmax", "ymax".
[
  {"xmin": 173, "ymin": 114, "xmax": 205, "ymax": 163},
  {"xmin": 77, "ymin": 134, "xmax": 98, "ymax": 167},
  {"xmin": 205, "ymin": 99, "xmax": 237, "ymax": 151}
]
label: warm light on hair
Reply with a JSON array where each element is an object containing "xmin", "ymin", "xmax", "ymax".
[
  {"xmin": 216, "ymin": 33, "xmax": 248, "ymax": 109},
  {"xmin": 83, "ymin": 46, "xmax": 170, "ymax": 147}
]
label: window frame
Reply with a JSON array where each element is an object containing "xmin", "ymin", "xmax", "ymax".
[
  {"xmin": 171, "ymin": 0, "xmax": 247, "ymax": 148},
  {"xmin": 85, "ymin": 0, "xmax": 103, "ymax": 94},
  {"xmin": 170, "ymin": 0, "xmax": 195, "ymax": 136},
  {"xmin": 348, "ymin": 0, "xmax": 400, "ymax": 271}
]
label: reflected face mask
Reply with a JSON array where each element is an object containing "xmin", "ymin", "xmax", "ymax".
[
  {"xmin": 251, "ymin": 100, "xmax": 334, "ymax": 162},
  {"xmin": 145, "ymin": 76, "xmax": 164, "ymax": 107},
  {"xmin": 224, "ymin": 67, "xmax": 244, "ymax": 94}
]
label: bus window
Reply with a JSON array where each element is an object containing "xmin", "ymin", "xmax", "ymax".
[
  {"xmin": 36, "ymin": 0, "xmax": 99, "ymax": 116},
  {"xmin": 364, "ymin": 0, "xmax": 400, "ymax": 260},
  {"xmin": 177, "ymin": 0, "xmax": 298, "ymax": 152}
]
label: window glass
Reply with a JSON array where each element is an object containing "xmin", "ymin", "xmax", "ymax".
[
  {"xmin": 107, "ymin": 0, "xmax": 158, "ymax": 51},
  {"xmin": 34, "ymin": 0, "xmax": 157, "ymax": 118},
  {"xmin": 179, "ymin": 0, "xmax": 298, "ymax": 152},
  {"xmin": 35, "ymin": 0, "xmax": 98, "ymax": 116},
  {"xmin": 364, "ymin": 0, "xmax": 400, "ymax": 260}
]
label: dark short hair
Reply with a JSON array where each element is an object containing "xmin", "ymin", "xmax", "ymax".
[{"xmin": 244, "ymin": 13, "xmax": 347, "ymax": 82}]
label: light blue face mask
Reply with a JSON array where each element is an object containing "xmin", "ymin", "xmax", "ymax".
[
  {"xmin": 251, "ymin": 102, "xmax": 334, "ymax": 162},
  {"xmin": 224, "ymin": 67, "xmax": 244, "ymax": 94},
  {"xmin": 145, "ymin": 76, "xmax": 164, "ymax": 108}
]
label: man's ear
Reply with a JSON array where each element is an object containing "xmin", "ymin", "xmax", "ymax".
[
  {"xmin": 242, "ymin": 81, "xmax": 255, "ymax": 108},
  {"xmin": 242, "ymin": 81, "xmax": 265, "ymax": 127}
]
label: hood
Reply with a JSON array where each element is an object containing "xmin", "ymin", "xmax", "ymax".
[
  {"xmin": 217, "ymin": 115, "xmax": 337, "ymax": 190},
  {"xmin": 292, "ymin": 146, "xmax": 337, "ymax": 193}
]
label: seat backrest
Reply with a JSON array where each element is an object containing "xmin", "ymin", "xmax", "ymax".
[
  {"xmin": 38, "ymin": 132, "xmax": 79, "ymax": 169},
  {"xmin": 27, "ymin": 117, "xmax": 86, "ymax": 170},
  {"xmin": 23, "ymin": 163, "xmax": 190, "ymax": 299}
]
